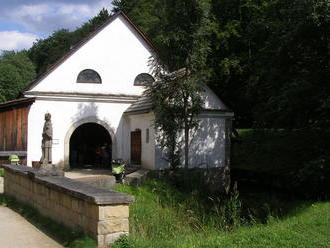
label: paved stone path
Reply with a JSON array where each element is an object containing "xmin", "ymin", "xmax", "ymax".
[
  {"xmin": 65, "ymin": 168, "xmax": 112, "ymax": 179},
  {"xmin": 0, "ymin": 178, "xmax": 63, "ymax": 248}
]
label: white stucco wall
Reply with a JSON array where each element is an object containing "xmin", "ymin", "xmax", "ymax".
[
  {"xmin": 154, "ymin": 86, "xmax": 232, "ymax": 170},
  {"xmin": 26, "ymin": 15, "xmax": 154, "ymax": 96},
  {"xmin": 26, "ymin": 99, "xmax": 132, "ymax": 167},
  {"xmin": 154, "ymin": 115, "xmax": 231, "ymax": 170},
  {"xmin": 126, "ymin": 113, "xmax": 155, "ymax": 169},
  {"xmin": 188, "ymin": 117, "xmax": 226, "ymax": 168}
]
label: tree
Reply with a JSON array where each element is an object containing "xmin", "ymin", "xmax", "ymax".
[
  {"xmin": 28, "ymin": 29, "xmax": 72, "ymax": 75},
  {"xmin": 210, "ymin": 0, "xmax": 330, "ymax": 128},
  {"xmin": 113, "ymin": 0, "xmax": 329, "ymax": 129},
  {"xmin": 144, "ymin": 0, "xmax": 213, "ymax": 169},
  {"xmin": 0, "ymin": 51, "xmax": 36, "ymax": 102},
  {"xmin": 147, "ymin": 68, "xmax": 203, "ymax": 169}
]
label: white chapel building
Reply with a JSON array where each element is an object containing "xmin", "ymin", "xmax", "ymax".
[{"xmin": 0, "ymin": 12, "xmax": 234, "ymax": 170}]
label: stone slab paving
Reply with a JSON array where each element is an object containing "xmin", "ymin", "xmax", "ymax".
[
  {"xmin": 65, "ymin": 168, "xmax": 112, "ymax": 179},
  {"xmin": 0, "ymin": 179, "xmax": 63, "ymax": 248}
]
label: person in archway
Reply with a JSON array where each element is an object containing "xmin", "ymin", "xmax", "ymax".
[{"xmin": 101, "ymin": 143, "xmax": 110, "ymax": 168}]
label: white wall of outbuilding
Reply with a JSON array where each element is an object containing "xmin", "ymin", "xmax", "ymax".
[{"xmin": 154, "ymin": 115, "xmax": 232, "ymax": 170}]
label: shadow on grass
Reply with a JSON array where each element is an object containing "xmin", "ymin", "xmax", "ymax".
[{"xmin": 235, "ymin": 182, "xmax": 314, "ymax": 223}]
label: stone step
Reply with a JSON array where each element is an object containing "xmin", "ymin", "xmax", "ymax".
[
  {"xmin": 73, "ymin": 175, "xmax": 116, "ymax": 190},
  {"xmin": 124, "ymin": 168, "xmax": 149, "ymax": 187}
]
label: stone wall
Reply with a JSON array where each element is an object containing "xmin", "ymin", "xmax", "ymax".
[{"xmin": 2, "ymin": 164, "xmax": 134, "ymax": 248}]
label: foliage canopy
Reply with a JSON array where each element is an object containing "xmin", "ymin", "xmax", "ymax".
[
  {"xmin": 0, "ymin": 51, "xmax": 36, "ymax": 102},
  {"xmin": 113, "ymin": 0, "xmax": 329, "ymax": 129},
  {"xmin": 0, "ymin": 1, "xmax": 328, "ymax": 128}
]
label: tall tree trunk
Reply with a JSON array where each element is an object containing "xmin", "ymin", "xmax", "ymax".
[
  {"xmin": 184, "ymin": 123, "xmax": 189, "ymax": 169},
  {"xmin": 183, "ymin": 93, "xmax": 189, "ymax": 170}
]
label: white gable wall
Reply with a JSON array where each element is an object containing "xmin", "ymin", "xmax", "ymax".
[
  {"xmin": 24, "ymin": 14, "xmax": 157, "ymax": 168},
  {"xmin": 27, "ymin": 15, "xmax": 154, "ymax": 96},
  {"xmin": 154, "ymin": 86, "xmax": 232, "ymax": 170},
  {"xmin": 202, "ymin": 85, "xmax": 228, "ymax": 110}
]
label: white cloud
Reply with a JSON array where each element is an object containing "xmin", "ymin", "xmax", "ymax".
[
  {"xmin": 0, "ymin": 31, "xmax": 38, "ymax": 51},
  {"xmin": 1, "ymin": 0, "xmax": 112, "ymax": 36}
]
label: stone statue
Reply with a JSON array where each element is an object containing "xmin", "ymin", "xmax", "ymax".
[{"xmin": 40, "ymin": 113, "xmax": 52, "ymax": 166}]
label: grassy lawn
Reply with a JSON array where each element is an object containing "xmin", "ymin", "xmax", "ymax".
[
  {"xmin": 0, "ymin": 168, "xmax": 4, "ymax": 177},
  {"xmin": 113, "ymin": 179, "xmax": 330, "ymax": 248}
]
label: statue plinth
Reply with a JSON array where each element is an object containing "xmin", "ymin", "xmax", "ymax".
[
  {"xmin": 32, "ymin": 112, "xmax": 64, "ymax": 177},
  {"xmin": 35, "ymin": 164, "xmax": 64, "ymax": 177}
]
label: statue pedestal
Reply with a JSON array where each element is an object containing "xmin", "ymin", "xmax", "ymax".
[{"xmin": 34, "ymin": 164, "xmax": 64, "ymax": 177}]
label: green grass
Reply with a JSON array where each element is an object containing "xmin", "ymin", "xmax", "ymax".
[
  {"xmin": 0, "ymin": 168, "xmax": 4, "ymax": 177},
  {"xmin": 112, "ymin": 128, "xmax": 329, "ymax": 247},
  {"xmin": 113, "ymin": 179, "xmax": 330, "ymax": 248},
  {"xmin": 0, "ymin": 193, "xmax": 97, "ymax": 248}
]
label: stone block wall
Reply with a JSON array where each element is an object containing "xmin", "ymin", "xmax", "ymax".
[{"xmin": 2, "ymin": 164, "xmax": 134, "ymax": 248}]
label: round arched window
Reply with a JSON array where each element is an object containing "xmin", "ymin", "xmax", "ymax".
[
  {"xmin": 134, "ymin": 73, "xmax": 155, "ymax": 86},
  {"xmin": 77, "ymin": 69, "xmax": 102, "ymax": 84}
]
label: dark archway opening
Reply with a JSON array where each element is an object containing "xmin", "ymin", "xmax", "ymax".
[{"xmin": 69, "ymin": 123, "xmax": 112, "ymax": 168}]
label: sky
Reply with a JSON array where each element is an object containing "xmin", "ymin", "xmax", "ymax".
[{"xmin": 0, "ymin": 0, "xmax": 113, "ymax": 51}]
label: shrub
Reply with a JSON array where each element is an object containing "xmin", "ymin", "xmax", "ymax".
[{"xmin": 293, "ymin": 155, "xmax": 330, "ymax": 199}]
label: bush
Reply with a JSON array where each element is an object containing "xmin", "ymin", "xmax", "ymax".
[
  {"xmin": 232, "ymin": 129, "xmax": 330, "ymax": 173},
  {"xmin": 293, "ymin": 155, "xmax": 330, "ymax": 198},
  {"xmin": 232, "ymin": 129, "xmax": 330, "ymax": 199}
]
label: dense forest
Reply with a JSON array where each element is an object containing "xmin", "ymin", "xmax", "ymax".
[{"xmin": 0, "ymin": 0, "xmax": 328, "ymax": 129}]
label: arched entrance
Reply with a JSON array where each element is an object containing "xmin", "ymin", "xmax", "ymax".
[{"xmin": 69, "ymin": 123, "xmax": 112, "ymax": 168}]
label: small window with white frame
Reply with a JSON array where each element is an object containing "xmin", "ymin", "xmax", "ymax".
[
  {"xmin": 77, "ymin": 69, "xmax": 102, "ymax": 84},
  {"xmin": 134, "ymin": 73, "xmax": 155, "ymax": 86}
]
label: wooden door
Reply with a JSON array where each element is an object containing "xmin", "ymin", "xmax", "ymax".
[{"xmin": 131, "ymin": 130, "xmax": 141, "ymax": 164}]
